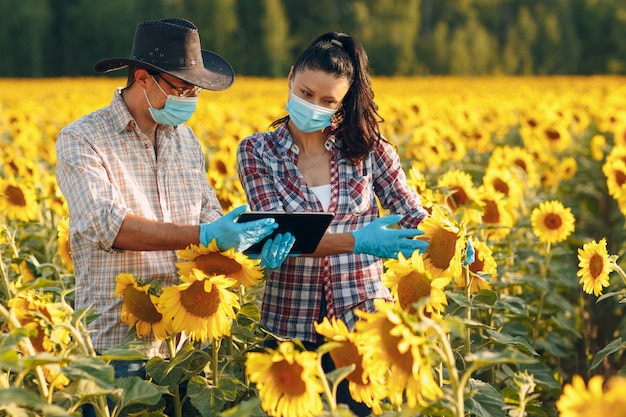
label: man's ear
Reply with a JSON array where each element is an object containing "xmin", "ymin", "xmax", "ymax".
[{"xmin": 134, "ymin": 68, "xmax": 151, "ymax": 89}]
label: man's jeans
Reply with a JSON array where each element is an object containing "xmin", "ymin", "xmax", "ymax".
[{"xmin": 81, "ymin": 360, "xmax": 147, "ymax": 417}]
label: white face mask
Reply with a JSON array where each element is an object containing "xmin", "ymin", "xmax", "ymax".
[
  {"xmin": 285, "ymin": 92, "xmax": 337, "ymax": 133},
  {"xmin": 144, "ymin": 76, "xmax": 198, "ymax": 126}
]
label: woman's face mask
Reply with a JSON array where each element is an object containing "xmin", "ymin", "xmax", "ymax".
[
  {"xmin": 285, "ymin": 92, "xmax": 337, "ymax": 133},
  {"xmin": 145, "ymin": 76, "xmax": 198, "ymax": 126}
]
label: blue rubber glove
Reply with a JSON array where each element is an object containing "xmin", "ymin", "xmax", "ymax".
[
  {"xmin": 463, "ymin": 237, "xmax": 475, "ymax": 265},
  {"xmin": 199, "ymin": 205, "xmax": 278, "ymax": 252},
  {"xmin": 254, "ymin": 232, "xmax": 296, "ymax": 270},
  {"xmin": 351, "ymin": 215, "xmax": 428, "ymax": 259}
]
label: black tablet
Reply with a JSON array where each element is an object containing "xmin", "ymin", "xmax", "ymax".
[{"xmin": 237, "ymin": 211, "xmax": 334, "ymax": 254}]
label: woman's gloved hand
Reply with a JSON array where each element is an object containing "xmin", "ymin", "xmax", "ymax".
[
  {"xmin": 252, "ymin": 232, "xmax": 296, "ymax": 270},
  {"xmin": 351, "ymin": 215, "xmax": 428, "ymax": 259},
  {"xmin": 199, "ymin": 205, "xmax": 277, "ymax": 252}
]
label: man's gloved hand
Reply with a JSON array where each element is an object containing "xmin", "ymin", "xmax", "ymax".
[
  {"xmin": 351, "ymin": 214, "xmax": 429, "ymax": 259},
  {"xmin": 199, "ymin": 205, "xmax": 278, "ymax": 252},
  {"xmin": 253, "ymin": 232, "xmax": 296, "ymax": 270}
]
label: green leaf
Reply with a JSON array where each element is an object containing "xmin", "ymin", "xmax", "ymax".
[
  {"xmin": 219, "ymin": 397, "xmax": 262, "ymax": 417},
  {"xmin": 61, "ymin": 355, "xmax": 116, "ymax": 389},
  {"xmin": 549, "ymin": 313, "xmax": 581, "ymax": 338},
  {"xmin": 115, "ymin": 376, "xmax": 168, "ymax": 409},
  {"xmin": 518, "ymin": 362, "xmax": 561, "ymax": 391},
  {"xmin": 473, "ymin": 289, "xmax": 498, "ymax": 306},
  {"xmin": 187, "ymin": 375, "xmax": 228, "ymax": 417},
  {"xmin": 146, "ymin": 345, "xmax": 210, "ymax": 391},
  {"xmin": 21, "ymin": 352, "xmax": 63, "ymax": 368},
  {"xmin": 590, "ymin": 337, "xmax": 626, "ymax": 370},
  {"xmin": 0, "ymin": 388, "xmax": 74, "ymax": 417},
  {"xmin": 465, "ymin": 379, "xmax": 506, "ymax": 417},
  {"xmin": 484, "ymin": 329, "xmax": 539, "ymax": 356},
  {"xmin": 466, "ymin": 349, "xmax": 537, "ymax": 368},
  {"xmin": 0, "ymin": 345, "xmax": 20, "ymax": 371},
  {"xmin": 238, "ymin": 302, "xmax": 261, "ymax": 322},
  {"xmin": 494, "ymin": 294, "xmax": 528, "ymax": 315},
  {"xmin": 445, "ymin": 291, "xmax": 470, "ymax": 307}
]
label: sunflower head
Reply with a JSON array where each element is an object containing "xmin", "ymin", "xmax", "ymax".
[
  {"xmin": 114, "ymin": 273, "xmax": 169, "ymax": 340},
  {"xmin": 177, "ymin": 240, "xmax": 263, "ymax": 288},
  {"xmin": 419, "ymin": 205, "xmax": 466, "ymax": 280},
  {"xmin": 383, "ymin": 252, "xmax": 451, "ymax": 315},
  {"xmin": 246, "ymin": 341, "xmax": 325, "ymax": 417},
  {"xmin": 8, "ymin": 291, "xmax": 72, "ymax": 354},
  {"xmin": 530, "ymin": 200, "xmax": 576, "ymax": 244},
  {"xmin": 158, "ymin": 270, "xmax": 239, "ymax": 343},
  {"xmin": 57, "ymin": 217, "xmax": 73, "ymax": 272},
  {"xmin": 577, "ymin": 238, "xmax": 618, "ymax": 297}
]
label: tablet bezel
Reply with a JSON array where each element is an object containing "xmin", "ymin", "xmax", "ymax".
[{"xmin": 237, "ymin": 211, "xmax": 334, "ymax": 254}]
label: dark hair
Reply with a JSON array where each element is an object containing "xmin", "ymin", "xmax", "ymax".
[
  {"xmin": 271, "ymin": 32, "xmax": 385, "ymax": 164},
  {"xmin": 125, "ymin": 65, "xmax": 159, "ymax": 88}
]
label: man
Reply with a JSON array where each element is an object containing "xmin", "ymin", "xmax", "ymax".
[{"xmin": 56, "ymin": 17, "xmax": 292, "ymax": 365}]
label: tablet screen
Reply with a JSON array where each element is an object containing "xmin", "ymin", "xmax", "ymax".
[{"xmin": 237, "ymin": 212, "xmax": 334, "ymax": 254}]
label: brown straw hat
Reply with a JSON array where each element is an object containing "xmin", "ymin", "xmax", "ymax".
[{"xmin": 94, "ymin": 17, "xmax": 234, "ymax": 91}]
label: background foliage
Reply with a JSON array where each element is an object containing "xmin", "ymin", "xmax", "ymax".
[{"xmin": 2, "ymin": 0, "xmax": 626, "ymax": 78}]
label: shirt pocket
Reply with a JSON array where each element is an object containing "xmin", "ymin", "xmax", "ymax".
[
  {"xmin": 347, "ymin": 174, "xmax": 374, "ymax": 214},
  {"xmin": 164, "ymin": 164, "xmax": 205, "ymax": 223}
]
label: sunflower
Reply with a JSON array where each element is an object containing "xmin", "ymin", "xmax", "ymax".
[
  {"xmin": 114, "ymin": 273, "xmax": 169, "ymax": 340},
  {"xmin": 475, "ymin": 188, "xmax": 515, "ymax": 241},
  {"xmin": 246, "ymin": 341, "xmax": 325, "ymax": 417},
  {"xmin": 383, "ymin": 251, "xmax": 451, "ymax": 316},
  {"xmin": 57, "ymin": 217, "xmax": 73, "ymax": 273},
  {"xmin": 0, "ymin": 177, "xmax": 39, "ymax": 222},
  {"xmin": 9, "ymin": 291, "xmax": 72, "ymax": 354},
  {"xmin": 462, "ymin": 240, "xmax": 498, "ymax": 292},
  {"xmin": 482, "ymin": 166, "xmax": 525, "ymax": 210},
  {"xmin": 590, "ymin": 134, "xmax": 606, "ymax": 162},
  {"xmin": 314, "ymin": 317, "xmax": 387, "ymax": 413},
  {"xmin": 559, "ymin": 156, "xmax": 577, "ymax": 181},
  {"xmin": 577, "ymin": 238, "xmax": 617, "ymax": 297},
  {"xmin": 406, "ymin": 165, "xmax": 440, "ymax": 212},
  {"xmin": 540, "ymin": 163, "xmax": 566, "ymax": 189},
  {"xmin": 419, "ymin": 205, "xmax": 466, "ymax": 280},
  {"xmin": 557, "ymin": 375, "xmax": 626, "ymax": 417},
  {"xmin": 437, "ymin": 170, "xmax": 483, "ymax": 224},
  {"xmin": 602, "ymin": 158, "xmax": 626, "ymax": 199},
  {"xmin": 158, "ymin": 269, "xmax": 239, "ymax": 343},
  {"xmin": 355, "ymin": 300, "xmax": 443, "ymax": 408},
  {"xmin": 176, "ymin": 240, "xmax": 263, "ymax": 288},
  {"xmin": 530, "ymin": 200, "xmax": 575, "ymax": 244},
  {"xmin": 487, "ymin": 146, "xmax": 540, "ymax": 188}
]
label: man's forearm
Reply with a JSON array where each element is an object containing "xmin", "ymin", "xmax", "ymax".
[{"xmin": 112, "ymin": 213, "xmax": 200, "ymax": 251}]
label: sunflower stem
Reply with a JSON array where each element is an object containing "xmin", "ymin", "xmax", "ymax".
[
  {"xmin": 212, "ymin": 339, "xmax": 220, "ymax": 387},
  {"xmin": 464, "ymin": 266, "xmax": 472, "ymax": 358},
  {"xmin": 532, "ymin": 242, "xmax": 552, "ymax": 347},
  {"xmin": 317, "ymin": 356, "xmax": 337, "ymax": 411},
  {"xmin": 430, "ymin": 318, "xmax": 464, "ymax": 416},
  {"xmin": 613, "ymin": 263, "xmax": 626, "ymax": 287},
  {"xmin": 166, "ymin": 337, "xmax": 183, "ymax": 417}
]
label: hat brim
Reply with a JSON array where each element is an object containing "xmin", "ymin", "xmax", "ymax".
[{"xmin": 94, "ymin": 50, "xmax": 234, "ymax": 91}]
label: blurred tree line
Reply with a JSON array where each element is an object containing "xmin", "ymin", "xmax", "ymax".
[{"xmin": 1, "ymin": 0, "xmax": 625, "ymax": 78}]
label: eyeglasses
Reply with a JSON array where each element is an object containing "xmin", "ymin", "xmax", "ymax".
[{"xmin": 156, "ymin": 74, "xmax": 202, "ymax": 97}]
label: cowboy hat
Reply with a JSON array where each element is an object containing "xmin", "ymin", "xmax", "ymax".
[{"xmin": 94, "ymin": 17, "xmax": 234, "ymax": 91}]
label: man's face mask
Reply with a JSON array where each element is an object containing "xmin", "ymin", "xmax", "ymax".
[
  {"xmin": 144, "ymin": 75, "xmax": 198, "ymax": 126},
  {"xmin": 285, "ymin": 92, "xmax": 337, "ymax": 133}
]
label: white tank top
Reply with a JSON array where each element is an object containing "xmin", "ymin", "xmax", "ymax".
[{"xmin": 309, "ymin": 184, "xmax": 332, "ymax": 211}]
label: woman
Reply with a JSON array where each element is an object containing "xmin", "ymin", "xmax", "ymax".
[{"xmin": 236, "ymin": 32, "xmax": 428, "ymax": 414}]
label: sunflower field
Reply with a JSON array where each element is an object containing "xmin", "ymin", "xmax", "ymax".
[{"xmin": 2, "ymin": 76, "xmax": 626, "ymax": 417}]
